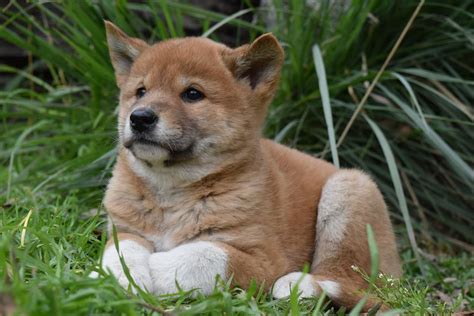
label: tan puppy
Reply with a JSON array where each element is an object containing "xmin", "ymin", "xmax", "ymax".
[{"xmin": 101, "ymin": 21, "xmax": 401, "ymax": 310}]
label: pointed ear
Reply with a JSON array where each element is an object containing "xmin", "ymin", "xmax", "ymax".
[
  {"xmin": 104, "ymin": 21, "xmax": 149, "ymax": 86},
  {"xmin": 224, "ymin": 33, "xmax": 284, "ymax": 90}
]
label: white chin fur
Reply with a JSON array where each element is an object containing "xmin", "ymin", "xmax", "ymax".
[
  {"xmin": 121, "ymin": 118, "xmax": 167, "ymax": 162},
  {"xmin": 129, "ymin": 142, "xmax": 170, "ymax": 162}
]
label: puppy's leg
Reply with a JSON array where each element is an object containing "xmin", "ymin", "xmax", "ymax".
[
  {"xmin": 273, "ymin": 170, "xmax": 401, "ymax": 310},
  {"xmin": 149, "ymin": 241, "xmax": 283, "ymax": 295},
  {"xmin": 101, "ymin": 233, "xmax": 154, "ymax": 292}
]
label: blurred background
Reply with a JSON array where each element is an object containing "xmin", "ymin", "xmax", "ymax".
[{"xmin": 0, "ymin": 0, "xmax": 473, "ymax": 314}]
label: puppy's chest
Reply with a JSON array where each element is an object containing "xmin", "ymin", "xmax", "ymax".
[
  {"xmin": 121, "ymin": 191, "xmax": 228, "ymax": 251},
  {"xmin": 147, "ymin": 197, "xmax": 212, "ymax": 251},
  {"xmin": 107, "ymin": 179, "xmax": 260, "ymax": 251}
]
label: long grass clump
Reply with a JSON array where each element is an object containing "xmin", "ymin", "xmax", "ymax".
[{"xmin": 1, "ymin": 0, "xmax": 473, "ymax": 314}]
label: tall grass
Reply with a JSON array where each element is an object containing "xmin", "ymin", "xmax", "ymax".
[
  {"xmin": 0, "ymin": 0, "xmax": 473, "ymax": 313},
  {"xmin": 2, "ymin": 0, "xmax": 472, "ymax": 246}
]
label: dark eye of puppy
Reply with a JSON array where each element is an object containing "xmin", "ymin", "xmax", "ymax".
[
  {"xmin": 181, "ymin": 87, "xmax": 204, "ymax": 103},
  {"xmin": 136, "ymin": 87, "xmax": 146, "ymax": 99}
]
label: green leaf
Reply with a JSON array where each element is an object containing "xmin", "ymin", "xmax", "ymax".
[
  {"xmin": 364, "ymin": 114, "xmax": 425, "ymax": 275},
  {"xmin": 312, "ymin": 44, "xmax": 339, "ymax": 168}
]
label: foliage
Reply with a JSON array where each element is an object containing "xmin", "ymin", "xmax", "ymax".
[
  {"xmin": 1, "ymin": 0, "xmax": 473, "ymax": 314},
  {"xmin": 1, "ymin": 193, "xmax": 472, "ymax": 314}
]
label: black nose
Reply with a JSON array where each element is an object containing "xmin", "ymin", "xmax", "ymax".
[{"xmin": 130, "ymin": 108, "xmax": 158, "ymax": 133}]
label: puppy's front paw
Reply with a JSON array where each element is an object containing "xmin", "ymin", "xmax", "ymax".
[
  {"xmin": 148, "ymin": 241, "xmax": 228, "ymax": 296},
  {"xmin": 102, "ymin": 240, "xmax": 153, "ymax": 292},
  {"xmin": 272, "ymin": 272, "xmax": 318, "ymax": 299}
]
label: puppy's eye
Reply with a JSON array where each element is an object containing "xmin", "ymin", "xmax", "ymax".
[
  {"xmin": 181, "ymin": 87, "xmax": 204, "ymax": 103},
  {"xmin": 136, "ymin": 87, "xmax": 146, "ymax": 99}
]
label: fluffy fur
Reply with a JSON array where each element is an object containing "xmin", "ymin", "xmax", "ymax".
[
  {"xmin": 149, "ymin": 241, "xmax": 227, "ymax": 295},
  {"xmin": 102, "ymin": 237, "xmax": 153, "ymax": 292},
  {"xmin": 99, "ymin": 21, "xmax": 402, "ymax": 311},
  {"xmin": 272, "ymin": 272, "xmax": 318, "ymax": 298}
]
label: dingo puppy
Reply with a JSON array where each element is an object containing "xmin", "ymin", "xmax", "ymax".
[{"xmin": 100, "ymin": 21, "xmax": 401, "ymax": 310}]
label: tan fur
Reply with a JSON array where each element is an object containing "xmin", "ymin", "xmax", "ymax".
[{"xmin": 102, "ymin": 21, "xmax": 401, "ymax": 311}]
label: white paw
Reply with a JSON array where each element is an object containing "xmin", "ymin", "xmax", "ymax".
[
  {"xmin": 102, "ymin": 240, "xmax": 153, "ymax": 292},
  {"xmin": 316, "ymin": 280, "xmax": 340, "ymax": 297},
  {"xmin": 108, "ymin": 261, "xmax": 152, "ymax": 292},
  {"xmin": 272, "ymin": 272, "xmax": 318, "ymax": 299},
  {"xmin": 148, "ymin": 241, "xmax": 227, "ymax": 296}
]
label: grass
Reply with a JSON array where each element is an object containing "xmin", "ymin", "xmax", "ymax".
[
  {"xmin": 1, "ymin": 194, "xmax": 472, "ymax": 314},
  {"xmin": 1, "ymin": 0, "xmax": 473, "ymax": 314}
]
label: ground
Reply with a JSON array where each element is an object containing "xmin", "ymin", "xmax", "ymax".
[{"xmin": 0, "ymin": 188, "xmax": 472, "ymax": 315}]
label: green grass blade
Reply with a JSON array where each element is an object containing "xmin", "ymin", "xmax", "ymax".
[
  {"xmin": 349, "ymin": 296, "xmax": 368, "ymax": 316},
  {"xmin": 364, "ymin": 114, "xmax": 424, "ymax": 275},
  {"xmin": 7, "ymin": 120, "xmax": 49, "ymax": 200},
  {"xmin": 201, "ymin": 8, "xmax": 253, "ymax": 38},
  {"xmin": 312, "ymin": 44, "xmax": 339, "ymax": 168},
  {"xmin": 348, "ymin": 225, "xmax": 380, "ymax": 315},
  {"xmin": 311, "ymin": 291, "xmax": 326, "ymax": 315},
  {"xmin": 366, "ymin": 224, "xmax": 380, "ymax": 283},
  {"xmin": 379, "ymin": 84, "xmax": 474, "ymax": 184},
  {"xmin": 391, "ymin": 72, "xmax": 428, "ymax": 128}
]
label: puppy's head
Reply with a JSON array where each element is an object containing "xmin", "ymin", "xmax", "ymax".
[{"xmin": 105, "ymin": 21, "xmax": 284, "ymax": 171}]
